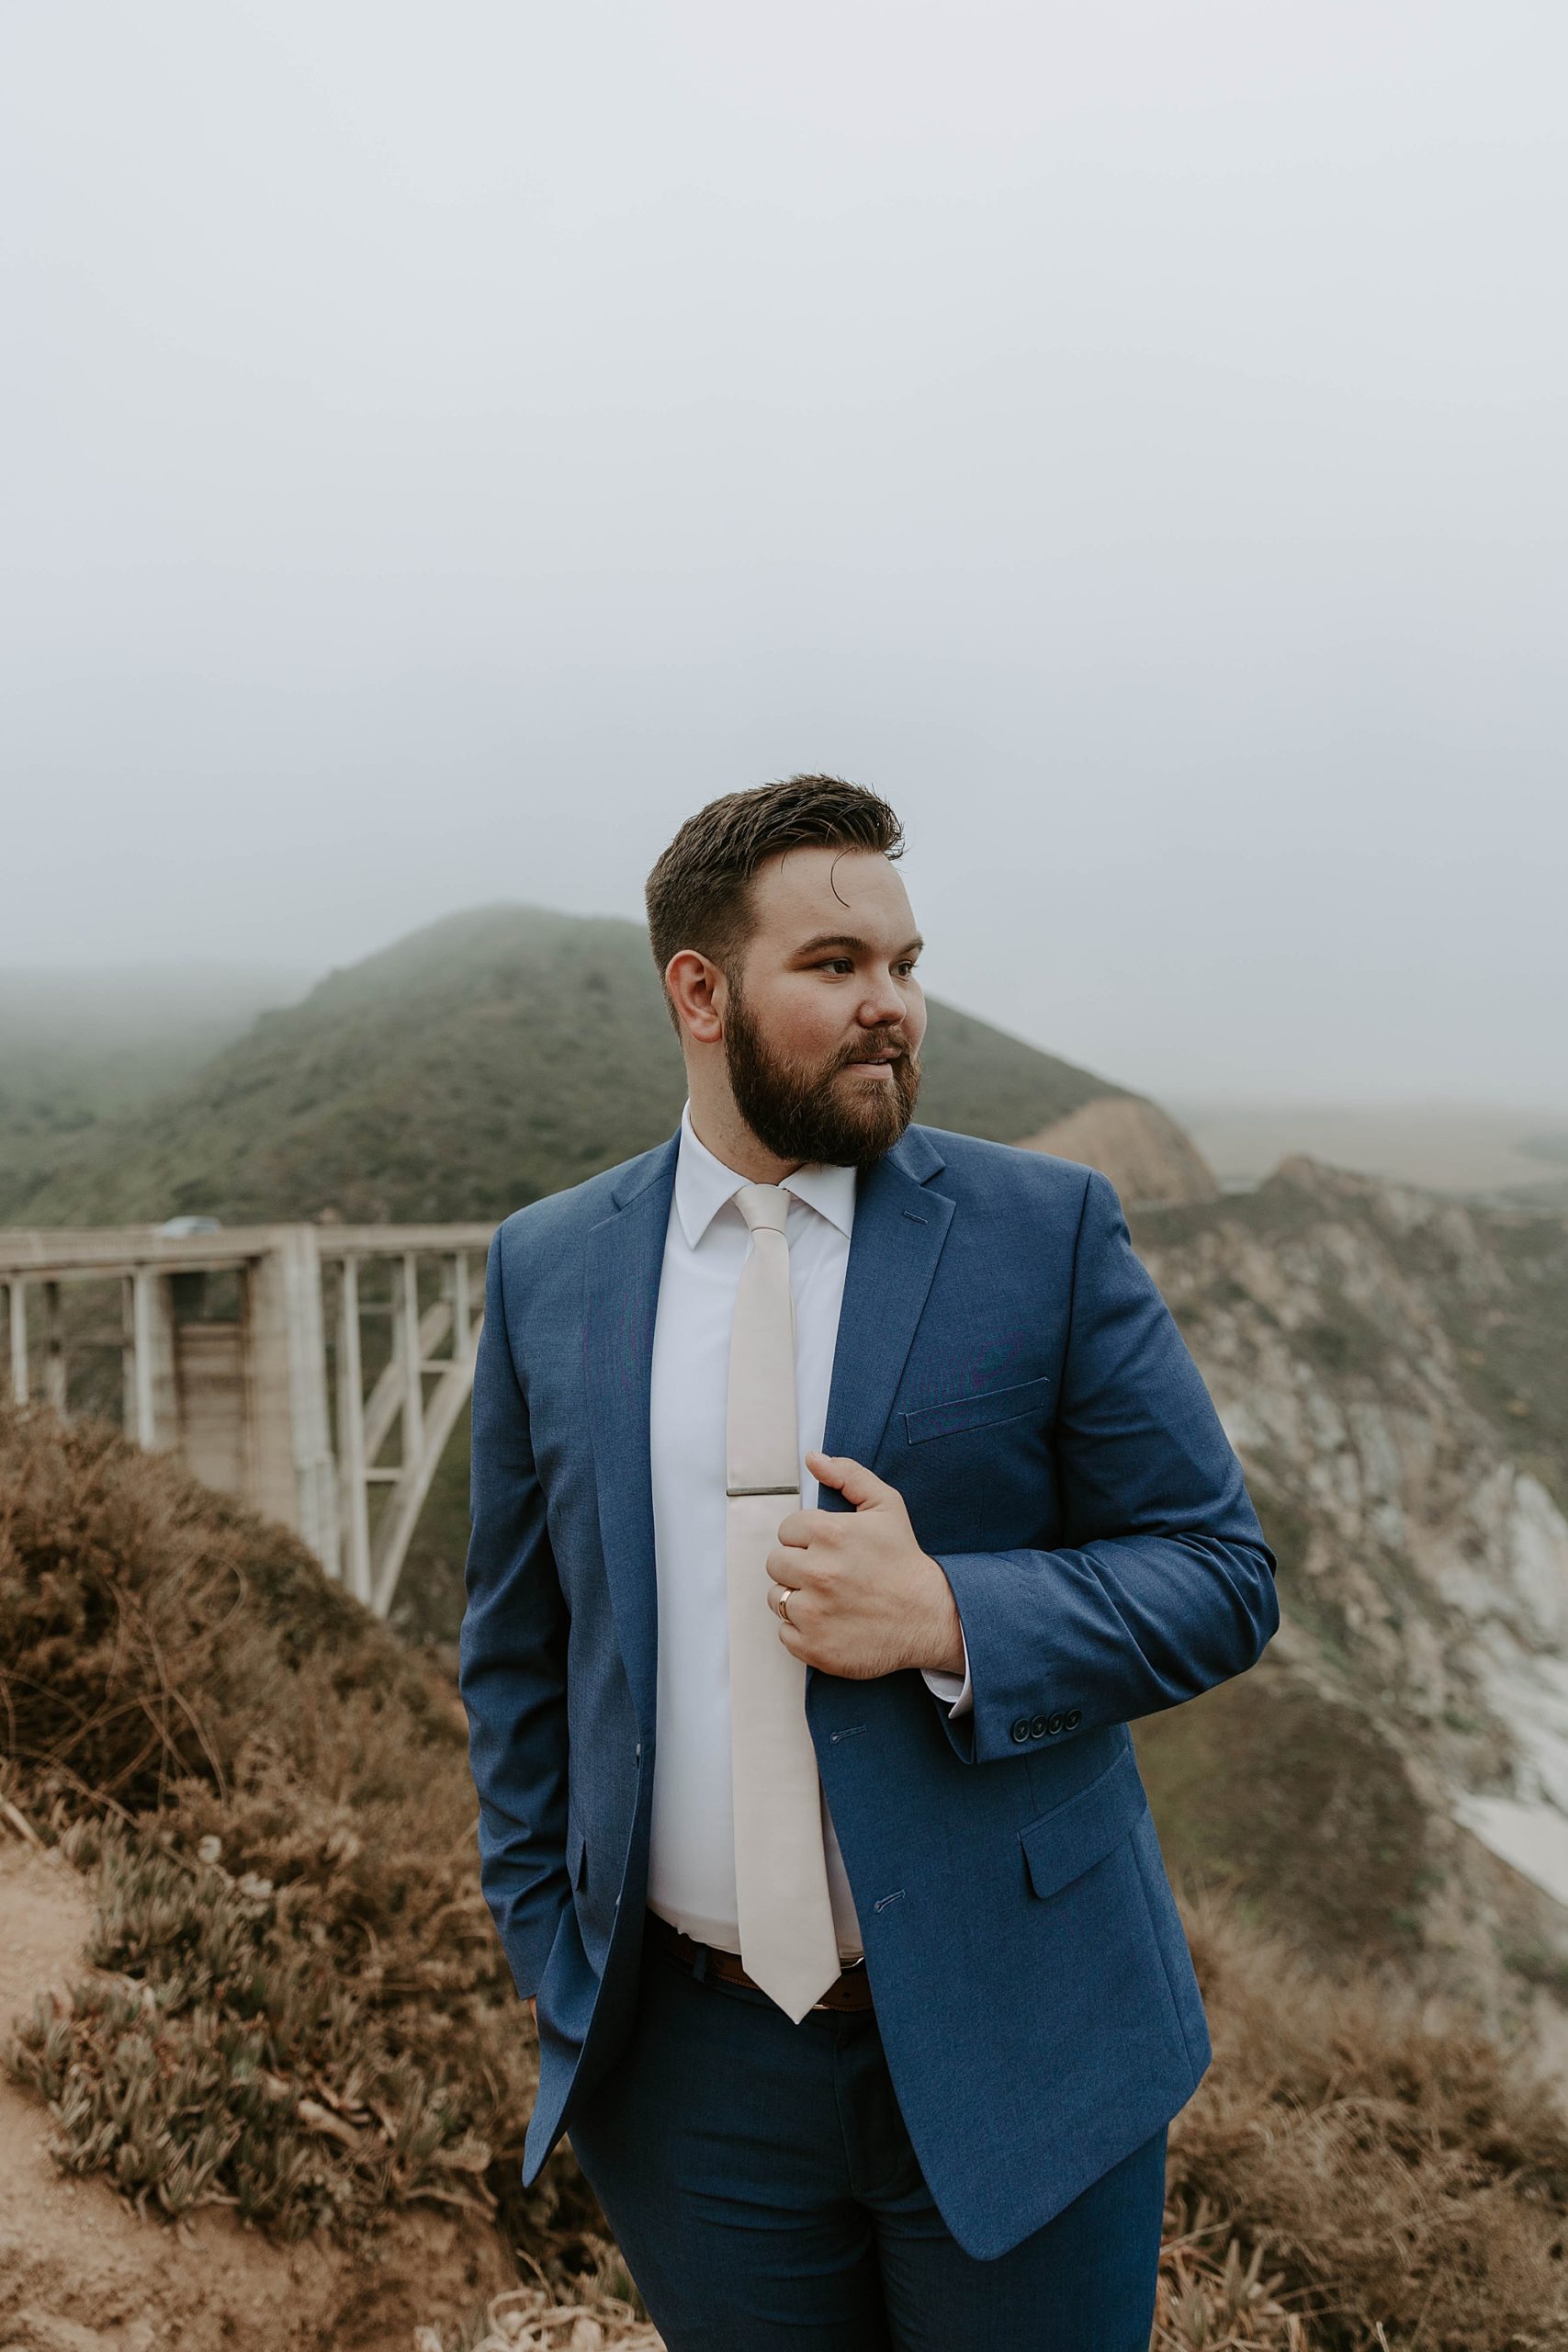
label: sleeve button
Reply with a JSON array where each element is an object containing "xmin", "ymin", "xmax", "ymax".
[
  {"xmin": 1010, "ymin": 1716, "xmax": 1032, "ymax": 1744},
  {"xmin": 1046, "ymin": 1711, "xmax": 1064, "ymax": 1734},
  {"xmin": 1029, "ymin": 1713, "xmax": 1048, "ymax": 1737},
  {"xmin": 1064, "ymin": 1709, "xmax": 1081, "ymax": 1729}
]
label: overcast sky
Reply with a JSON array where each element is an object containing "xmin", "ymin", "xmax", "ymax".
[{"xmin": 3, "ymin": 3, "xmax": 1564, "ymax": 1108}]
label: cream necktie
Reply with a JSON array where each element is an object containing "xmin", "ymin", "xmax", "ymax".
[{"xmin": 725, "ymin": 1182, "xmax": 842, "ymax": 2022}]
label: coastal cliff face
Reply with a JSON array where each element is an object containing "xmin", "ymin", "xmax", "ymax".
[
  {"xmin": 1128, "ymin": 1158, "xmax": 1568, "ymax": 2084},
  {"xmin": 1016, "ymin": 1093, "xmax": 1221, "ymax": 1207}
]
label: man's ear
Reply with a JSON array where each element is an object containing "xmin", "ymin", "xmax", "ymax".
[{"xmin": 665, "ymin": 948, "xmax": 725, "ymax": 1046}]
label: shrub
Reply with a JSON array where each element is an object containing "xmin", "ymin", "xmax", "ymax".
[
  {"xmin": 1167, "ymin": 1886, "xmax": 1568, "ymax": 2349},
  {"xmin": 0, "ymin": 1397, "xmax": 597, "ymax": 2267}
]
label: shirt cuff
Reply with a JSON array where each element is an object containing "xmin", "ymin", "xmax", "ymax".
[{"xmin": 919, "ymin": 1626, "xmax": 973, "ymax": 1718}]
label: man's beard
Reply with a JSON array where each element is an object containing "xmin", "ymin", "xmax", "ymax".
[{"xmin": 722, "ymin": 981, "xmax": 922, "ymax": 1170}]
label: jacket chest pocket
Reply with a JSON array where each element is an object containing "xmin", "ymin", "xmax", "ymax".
[{"xmin": 901, "ymin": 1369, "xmax": 1054, "ymax": 1446}]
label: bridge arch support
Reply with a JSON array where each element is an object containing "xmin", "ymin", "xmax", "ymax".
[{"xmin": 1, "ymin": 1221, "xmax": 495, "ymax": 1622}]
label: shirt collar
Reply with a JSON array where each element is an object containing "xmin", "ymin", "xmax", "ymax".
[{"xmin": 674, "ymin": 1100, "xmax": 857, "ymax": 1250}]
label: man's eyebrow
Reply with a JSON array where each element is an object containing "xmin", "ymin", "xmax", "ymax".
[{"xmin": 793, "ymin": 932, "xmax": 925, "ymax": 958}]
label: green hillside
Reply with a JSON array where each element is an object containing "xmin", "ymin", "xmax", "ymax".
[
  {"xmin": 2, "ymin": 903, "xmax": 1124, "ymax": 1228},
  {"xmin": 0, "ymin": 964, "xmax": 312, "ymax": 1205}
]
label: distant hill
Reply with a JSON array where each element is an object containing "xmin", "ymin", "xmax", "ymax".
[
  {"xmin": 0, "ymin": 963, "xmax": 313, "ymax": 1204},
  {"xmin": 1174, "ymin": 1098, "xmax": 1568, "ymax": 1208},
  {"xmin": 2, "ymin": 903, "xmax": 1209, "ymax": 1227}
]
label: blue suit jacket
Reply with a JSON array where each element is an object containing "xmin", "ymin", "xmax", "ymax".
[{"xmin": 459, "ymin": 1118, "xmax": 1278, "ymax": 2261}]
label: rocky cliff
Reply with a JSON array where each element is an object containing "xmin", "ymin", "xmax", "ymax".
[
  {"xmin": 1128, "ymin": 1158, "xmax": 1568, "ymax": 2091},
  {"xmin": 1019, "ymin": 1092, "xmax": 1220, "ymax": 1206}
]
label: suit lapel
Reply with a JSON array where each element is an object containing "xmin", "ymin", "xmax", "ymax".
[
  {"xmin": 582, "ymin": 1126, "xmax": 680, "ymax": 1740},
  {"xmin": 581, "ymin": 1119, "xmax": 954, "ymax": 1737},
  {"xmin": 820, "ymin": 1124, "xmax": 954, "ymax": 1485}
]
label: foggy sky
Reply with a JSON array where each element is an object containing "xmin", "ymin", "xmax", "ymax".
[{"xmin": 3, "ymin": 2, "xmax": 1564, "ymax": 1109}]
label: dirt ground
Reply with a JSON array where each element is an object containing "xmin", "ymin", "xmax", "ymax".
[{"xmin": 0, "ymin": 1836, "xmax": 515, "ymax": 2352}]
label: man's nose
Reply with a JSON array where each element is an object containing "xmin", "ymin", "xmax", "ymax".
[{"xmin": 855, "ymin": 977, "xmax": 913, "ymax": 1029}]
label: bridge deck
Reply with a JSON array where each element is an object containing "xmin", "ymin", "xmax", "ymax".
[{"xmin": 0, "ymin": 1223, "xmax": 496, "ymax": 1275}]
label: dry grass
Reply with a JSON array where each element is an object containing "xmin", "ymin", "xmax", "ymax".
[
  {"xmin": 1161, "ymin": 1890, "xmax": 1568, "ymax": 2349},
  {"xmin": 6, "ymin": 1394, "xmax": 1568, "ymax": 2348},
  {"xmin": 419, "ymin": 2251, "xmax": 663, "ymax": 2350},
  {"xmin": 0, "ymin": 1396, "xmax": 599, "ymax": 2271}
]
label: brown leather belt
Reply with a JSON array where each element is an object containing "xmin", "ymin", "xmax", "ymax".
[{"xmin": 644, "ymin": 1907, "xmax": 874, "ymax": 2012}]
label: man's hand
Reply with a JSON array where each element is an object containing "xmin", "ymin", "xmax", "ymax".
[{"xmin": 765, "ymin": 1451, "xmax": 965, "ymax": 1680}]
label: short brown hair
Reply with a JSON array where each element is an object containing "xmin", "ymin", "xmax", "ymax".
[{"xmin": 645, "ymin": 774, "xmax": 905, "ymax": 1031}]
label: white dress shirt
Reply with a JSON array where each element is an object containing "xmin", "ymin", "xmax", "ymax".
[{"xmin": 646, "ymin": 1100, "xmax": 972, "ymax": 1962}]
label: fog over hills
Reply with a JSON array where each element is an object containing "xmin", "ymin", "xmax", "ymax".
[
  {"xmin": 0, "ymin": 963, "xmax": 314, "ymax": 1195},
  {"xmin": 1178, "ymin": 1101, "xmax": 1568, "ymax": 1212},
  {"xmin": 0, "ymin": 904, "xmax": 1211, "ymax": 1228}
]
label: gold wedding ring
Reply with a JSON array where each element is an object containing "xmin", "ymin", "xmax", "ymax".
[{"xmin": 776, "ymin": 1587, "xmax": 793, "ymax": 1626}]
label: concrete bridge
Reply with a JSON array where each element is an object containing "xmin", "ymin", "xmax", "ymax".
[{"xmin": 0, "ymin": 1221, "xmax": 493, "ymax": 1617}]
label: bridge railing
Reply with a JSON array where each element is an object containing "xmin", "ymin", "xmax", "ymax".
[{"xmin": 0, "ymin": 1222, "xmax": 496, "ymax": 1619}]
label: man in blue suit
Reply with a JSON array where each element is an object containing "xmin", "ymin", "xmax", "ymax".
[{"xmin": 460, "ymin": 775, "xmax": 1278, "ymax": 2348}]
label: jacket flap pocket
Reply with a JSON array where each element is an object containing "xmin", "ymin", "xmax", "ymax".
[
  {"xmin": 1019, "ymin": 1745, "xmax": 1149, "ymax": 1903},
  {"xmin": 566, "ymin": 1813, "xmax": 587, "ymax": 1891},
  {"xmin": 902, "ymin": 1370, "xmax": 1054, "ymax": 1445}
]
